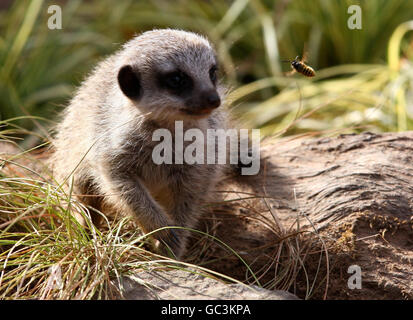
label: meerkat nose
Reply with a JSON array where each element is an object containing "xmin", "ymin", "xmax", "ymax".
[{"xmin": 203, "ymin": 90, "xmax": 221, "ymax": 109}]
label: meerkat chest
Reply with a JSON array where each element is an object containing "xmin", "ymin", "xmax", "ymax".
[
  {"xmin": 117, "ymin": 118, "xmax": 222, "ymax": 194},
  {"xmin": 141, "ymin": 161, "xmax": 214, "ymax": 212}
]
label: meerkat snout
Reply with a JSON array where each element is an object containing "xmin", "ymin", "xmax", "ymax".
[
  {"xmin": 181, "ymin": 88, "xmax": 221, "ymax": 116},
  {"xmin": 204, "ymin": 90, "xmax": 221, "ymax": 109},
  {"xmin": 186, "ymin": 88, "xmax": 221, "ymax": 109}
]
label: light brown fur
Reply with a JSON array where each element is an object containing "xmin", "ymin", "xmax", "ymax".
[{"xmin": 50, "ymin": 29, "xmax": 238, "ymax": 258}]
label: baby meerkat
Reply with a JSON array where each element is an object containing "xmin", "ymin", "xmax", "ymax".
[{"xmin": 51, "ymin": 29, "xmax": 245, "ymax": 258}]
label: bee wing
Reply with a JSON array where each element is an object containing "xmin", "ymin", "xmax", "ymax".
[
  {"xmin": 284, "ymin": 68, "xmax": 296, "ymax": 77},
  {"xmin": 301, "ymin": 43, "xmax": 309, "ymax": 63}
]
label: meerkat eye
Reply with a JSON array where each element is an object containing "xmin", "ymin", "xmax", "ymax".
[
  {"xmin": 164, "ymin": 71, "xmax": 188, "ymax": 89},
  {"xmin": 209, "ymin": 65, "xmax": 218, "ymax": 84},
  {"xmin": 158, "ymin": 70, "xmax": 193, "ymax": 95}
]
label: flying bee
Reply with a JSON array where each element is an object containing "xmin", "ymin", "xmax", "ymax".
[{"xmin": 282, "ymin": 54, "xmax": 315, "ymax": 77}]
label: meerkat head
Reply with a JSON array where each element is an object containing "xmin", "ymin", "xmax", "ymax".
[{"xmin": 116, "ymin": 29, "xmax": 223, "ymax": 120}]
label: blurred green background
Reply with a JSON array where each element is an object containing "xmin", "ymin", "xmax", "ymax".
[{"xmin": 0, "ymin": 0, "xmax": 412, "ymax": 144}]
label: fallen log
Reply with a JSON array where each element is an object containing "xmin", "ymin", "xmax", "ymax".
[{"xmin": 188, "ymin": 131, "xmax": 413, "ymax": 300}]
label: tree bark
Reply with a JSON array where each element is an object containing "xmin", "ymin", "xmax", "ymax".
[{"xmin": 190, "ymin": 131, "xmax": 413, "ymax": 299}]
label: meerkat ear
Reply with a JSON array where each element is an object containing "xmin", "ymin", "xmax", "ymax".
[{"xmin": 117, "ymin": 65, "xmax": 141, "ymax": 99}]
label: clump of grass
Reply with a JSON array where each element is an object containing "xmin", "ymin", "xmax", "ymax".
[
  {"xmin": 185, "ymin": 185, "xmax": 331, "ymax": 299},
  {"xmin": 0, "ymin": 165, "xmax": 237, "ymax": 299},
  {"xmin": 0, "ymin": 140, "xmax": 142, "ymax": 299}
]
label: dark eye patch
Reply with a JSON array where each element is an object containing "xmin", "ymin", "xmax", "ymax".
[
  {"xmin": 157, "ymin": 70, "xmax": 193, "ymax": 96},
  {"xmin": 209, "ymin": 65, "xmax": 218, "ymax": 84}
]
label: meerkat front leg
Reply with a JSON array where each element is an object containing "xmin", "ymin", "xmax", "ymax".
[
  {"xmin": 100, "ymin": 165, "xmax": 181, "ymax": 254},
  {"xmin": 169, "ymin": 194, "xmax": 206, "ymax": 258},
  {"xmin": 166, "ymin": 169, "xmax": 213, "ymax": 257}
]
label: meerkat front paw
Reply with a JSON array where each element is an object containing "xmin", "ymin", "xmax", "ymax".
[{"xmin": 153, "ymin": 227, "xmax": 184, "ymax": 259}]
